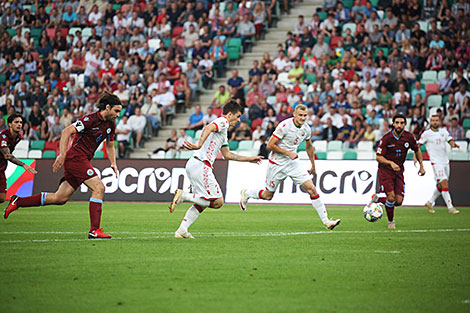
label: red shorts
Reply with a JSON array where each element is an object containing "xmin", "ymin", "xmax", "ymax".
[
  {"xmin": 0, "ymin": 172, "xmax": 6, "ymax": 193},
  {"xmin": 61, "ymin": 158, "xmax": 97, "ymax": 190},
  {"xmin": 378, "ymin": 169, "xmax": 405, "ymax": 197}
]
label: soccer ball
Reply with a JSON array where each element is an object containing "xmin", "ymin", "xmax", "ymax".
[{"xmin": 363, "ymin": 203, "xmax": 383, "ymax": 222}]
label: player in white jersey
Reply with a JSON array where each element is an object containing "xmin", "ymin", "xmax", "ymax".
[
  {"xmin": 418, "ymin": 114, "xmax": 460, "ymax": 214},
  {"xmin": 239, "ymin": 104, "xmax": 341, "ymax": 230},
  {"xmin": 169, "ymin": 101, "xmax": 263, "ymax": 238}
]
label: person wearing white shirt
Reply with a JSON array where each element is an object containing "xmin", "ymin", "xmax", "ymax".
[
  {"xmin": 320, "ymin": 107, "xmax": 343, "ymax": 128},
  {"xmin": 203, "ymin": 107, "xmax": 218, "ymax": 125},
  {"xmin": 113, "ymin": 83, "xmax": 130, "ymax": 105},
  {"xmin": 88, "ymin": 5, "xmax": 102, "ymax": 25},
  {"xmin": 127, "ymin": 107, "xmax": 147, "ymax": 147},
  {"xmin": 154, "ymin": 87, "xmax": 176, "ymax": 125},
  {"xmin": 116, "ymin": 115, "xmax": 133, "ymax": 158},
  {"xmin": 60, "ymin": 52, "xmax": 73, "ymax": 73},
  {"xmin": 454, "ymin": 84, "xmax": 470, "ymax": 107}
]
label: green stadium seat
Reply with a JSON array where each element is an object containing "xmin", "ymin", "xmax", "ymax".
[
  {"xmin": 343, "ymin": 151, "xmax": 357, "ymax": 160},
  {"xmin": 297, "ymin": 141, "xmax": 306, "ymax": 152},
  {"xmin": 0, "ymin": 74, "xmax": 6, "ymax": 85},
  {"xmin": 370, "ymin": 0, "xmax": 379, "ymax": 7},
  {"xmin": 316, "ymin": 152, "xmax": 327, "ymax": 160},
  {"xmin": 342, "ymin": 0, "xmax": 354, "ymax": 9},
  {"xmin": 375, "ymin": 47, "xmax": 389, "ymax": 58},
  {"xmin": 227, "ymin": 46, "xmax": 240, "ymax": 65},
  {"xmin": 342, "ymin": 23, "xmax": 357, "ymax": 37},
  {"xmin": 6, "ymin": 28, "xmax": 16, "ymax": 38},
  {"xmin": 406, "ymin": 151, "xmax": 414, "ymax": 160},
  {"xmin": 420, "ymin": 144, "xmax": 427, "ymax": 153},
  {"xmin": 228, "ymin": 141, "xmax": 239, "ymax": 151},
  {"xmin": 462, "ymin": 118, "xmax": 470, "ymax": 131},
  {"xmin": 94, "ymin": 151, "xmax": 104, "ymax": 159},
  {"xmin": 42, "ymin": 150, "xmax": 56, "ymax": 159},
  {"xmin": 317, "ymin": 11, "xmax": 327, "ymax": 22},
  {"xmin": 421, "ymin": 70, "xmax": 438, "ymax": 84},
  {"xmin": 30, "ymin": 140, "xmax": 45, "ymax": 151},
  {"xmin": 186, "ymin": 130, "xmax": 195, "ymax": 138}
]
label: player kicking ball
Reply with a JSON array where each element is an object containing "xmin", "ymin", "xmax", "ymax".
[
  {"xmin": 0, "ymin": 114, "xmax": 38, "ymax": 203},
  {"xmin": 370, "ymin": 114, "xmax": 426, "ymax": 229},
  {"xmin": 239, "ymin": 104, "xmax": 341, "ymax": 230},
  {"xmin": 170, "ymin": 100, "xmax": 262, "ymax": 239},
  {"xmin": 418, "ymin": 114, "xmax": 460, "ymax": 214},
  {"xmin": 4, "ymin": 92, "xmax": 122, "ymax": 239}
]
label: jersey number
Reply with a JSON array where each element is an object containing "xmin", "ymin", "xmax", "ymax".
[
  {"xmin": 293, "ymin": 138, "xmax": 299, "ymax": 145},
  {"xmin": 395, "ymin": 149, "xmax": 402, "ymax": 157}
]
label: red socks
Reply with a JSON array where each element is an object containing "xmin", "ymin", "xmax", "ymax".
[
  {"xmin": 17, "ymin": 194, "xmax": 42, "ymax": 207},
  {"xmin": 89, "ymin": 198, "xmax": 103, "ymax": 232}
]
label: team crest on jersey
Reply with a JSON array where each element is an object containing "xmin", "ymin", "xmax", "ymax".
[
  {"xmin": 404, "ymin": 142, "xmax": 409, "ymax": 148},
  {"xmin": 107, "ymin": 128, "xmax": 111, "ymax": 134},
  {"xmin": 301, "ymin": 132, "xmax": 305, "ymax": 137},
  {"xmin": 2, "ymin": 135, "xmax": 5, "ymax": 138},
  {"xmin": 87, "ymin": 169, "xmax": 94, "ymax": 176},
  {"xmin": 84, "ymin": 117, "xmax": 89, "ymax": 121}
]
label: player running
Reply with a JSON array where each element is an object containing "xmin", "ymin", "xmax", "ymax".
[
  {"xmin": 0, "ymin": 114, "xmax": 38, "ymax": 203},
  {"xmin": 370, "ymin": 114, "xmax": 426, "ymax": 229},
  {"xmin": 418, "ymin": 114, "xmax": 460, "ymax": 214},
  {"xmin": 4, "ymin": 92, "xmax": 122, "ymax": 239},
  {"xmin": 239, "ymin": 104, "xmax": 341, "ymax": 230},
  {"xmin": 169, "ymin": 100, "xmax": 262, "ymax": 239}
]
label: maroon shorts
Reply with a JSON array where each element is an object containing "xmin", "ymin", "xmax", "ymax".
[
  {"xmin": 378, "ymin": 169, "xmax": 405, "ymax": 197},
  {"xmin": 61, "ymin": 158, "xmax": 97, "ymax": 190},
  {"xmin": 0, "ymin": 172, "xmax": 6, "ymax": 193}
]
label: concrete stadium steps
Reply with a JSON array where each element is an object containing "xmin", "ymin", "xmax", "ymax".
[{"xmin": 130, "ymin": 0, "xmax": 322, "ymax": 159}]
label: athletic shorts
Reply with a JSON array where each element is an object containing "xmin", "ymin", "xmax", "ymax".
[
  {"xmin": 265, "ymin": 159, "xmax": 310, "ymax": 192},
  {"xmin": 0, "ymin": 172, "xmax": 6, "ymax": 193},
  {"xmin": 378, "ymin": 168, "xmax": 405, "ymax": 197},
  {"xmin": 431, "ymin": 162, "xmax": 450, "ymax": 183},
  {"xmin": 185, "ymin": 157, "xmax": 222, "ymax": 200},
  {"xmin": 61, "ymin": 158, "xmax": 98, "ymax": 190}
]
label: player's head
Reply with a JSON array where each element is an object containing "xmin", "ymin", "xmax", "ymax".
[
  {"xmin": 97, "ymin": 91, "xmax": 122, "ymax": 121},
  {"xmin": 7, "ymin": 113, "xmax": 23, "ymax": 133},
  {"xmin": 430, "ymin": 114, "xmax": 440, "ymax": 130},
  {"xmin": 392, "ymin": 114, "xmax": 406, "ymax": 134},
  {"xmin": 223, "ymin": 100, "xmax": 244, "ymax": 127},
  {"xmin": 293, "ymin": 104, "xmax": 308, "ymax": 126}
]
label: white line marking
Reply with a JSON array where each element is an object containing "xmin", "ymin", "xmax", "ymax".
[
  {"xmin": 374, "ymin": 250, "xmax": 401, "ymax": 254},
  {"xmin": 0, "ymin": 228, "xmax": 468, "ymax": 243},
  {"xmin": 462, "ymin": 300, "xmax": 470, "ymax": 304}
]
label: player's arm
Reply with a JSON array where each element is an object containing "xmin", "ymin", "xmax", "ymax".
[
  {"xmin": 448, "ymin": 139, "xmax": 459, "ymax": 149},
  {"xmin": 0, "ymin": 147, "xmax": 37, "ymax": 174},
  {"xmin": 220, "ymin": 146, "xmax": 262, "ymax": 163},
  {"xmin": 305, "ymin": 139, "xmax": 316, "ymax": 175},
  {"xmin": 267, "ymin": 135, "xmax": 298, "ymax": 160},
  {"xmin": 53, "ymin": 124, "xmax": 77, "ymax": 172},
  {"xmin": 414, "ymin": 147, "xmax": 425, "ymax": 176},
  {"xmin": 106, "ymin": 140, "xmax": 118, "ymax": 177},
  {"xmin": 183, "ymin": 123, "xmax": 217, "ymax": 150}
]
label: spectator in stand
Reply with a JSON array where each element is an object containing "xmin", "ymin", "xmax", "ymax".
[
  {"xmin": 212, "ymin": 85, "xmax": 230, "ymax": 109},
  {"xmin": 455, "ymin": 83, "xmax": 470, "ymax": 107},
  {"xmin": 448, "ymin": 117, "xmax": 465, "ymax": 140},
  {"xmin": 141, "ymin": 95, "xmax": 160, "ymax": 133},
  {"xmin": 176, "ymin": 129, "xmax": 193, "ymax": 152},
  {"xmin": 173, "ymin": 73, "xmax": 191, "ymax": 109},
  {"xmin": 203, "ymin": 107, "xmax": 218, "ymax": 125},
  {"xmin": 186, "ymin": 105, "xmax": 204, "ymax": 131},
  {"xmin": 116, "ymin": 115, "xmax": 133, "ymax": 159},
  {"xmin": 237, "ymin": 14, "xmax": 256, "ymax": 52},
  {"xmin": 312, "ymin": 34, "xmax": 331, "ymax": 59},
  {"xmin": 128, "ymin": 107, "xmax": 147, "ymax": 148},
  {"xmin": 59, "ymin": 108, "xmax": 73, "ymax": 127},
  {"xmin": 48, "ymin": 116, "xmax": 65, "ymax": 143},
  {"xmin": 246, "ymin": 83, "xmax": 264, "ymax": 108},
  {"xmin": 231, "ymin": 121, "xmax": 252, "ymax": 141},
  {"xmin": 322, "ymin": 118, "xmax": 338, "ymax": 141},
  {"xmin": 349, "ymin": 118, "xmax": 365, "ymax": 148}
]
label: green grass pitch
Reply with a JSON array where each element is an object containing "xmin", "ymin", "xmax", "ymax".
[{"xmin": 0, "ymin": 202, "xmax": 469, "ymax": 313}]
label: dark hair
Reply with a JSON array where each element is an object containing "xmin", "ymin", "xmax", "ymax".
[
  {"xmin": 97, "ymin": 91, "xmax": 122, "ymax": 110},
  {"xmin": 223, "ymin": 100, "xmax": 243, "ymax": 115},
  {"xmin": 7, "ymin": 113, "xmax": 23, "ymax": 125},
  {"xmin": 392, "ymin": 114, "xmax": 406, "ymax": 123}
]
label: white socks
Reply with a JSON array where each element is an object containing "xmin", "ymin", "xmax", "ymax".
[
  {"xmin": 311, "ymin": 196, "xmax": 329, "ymax": 225},
  {"xmin": 177, "ymin": 205, "xmax": 200, "ymax": 233},
  {"xmin": 428, "ymin": 188, "xmax": 441, "ymax": 204},
  {"xmin": 441, "ymin": 191, "xmax": 454, "ymax": 209},
  {"xmin": 182, "ymin": 191, "xmax": 210, "ymax": 207},
  {"xmin": 245, "ymin": 189, "xmax": 262, "ymax": 199}
]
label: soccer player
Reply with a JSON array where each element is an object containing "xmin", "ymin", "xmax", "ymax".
[
  {"xmin": 4, "ymin": 92, "xmax": 122, "ymax": 239},
  {"xmin": 418, "ymin": 114, "xmax": 460, "ymax": 214},
  {"xmin": 239, "ymin": 104, "xmax": 341, "ymax": 230},
  {"xmin": 0, "ymin": 114, "xmax": 38, "ymax": 203},
  {"xmin": 371, "ymin": 114, "xmax": 426, "ymax": 229},
  {"xmin": 169, "ymin": 100, "xmax": 263, "ymax": 239}
]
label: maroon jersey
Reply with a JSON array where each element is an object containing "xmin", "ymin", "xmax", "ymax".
[
  {"xmin": 67, "ymin": 111, "xmax": 115, "ymax": 161},
  {"xmin": 376, "ymin": 130, "xmax": 418, "ymax": 171},
  {"xmin": 0, "ymin": 128, "xmax": 23, "ymax": 171}
]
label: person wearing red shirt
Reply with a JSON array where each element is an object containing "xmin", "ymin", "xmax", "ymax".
[
  {"xmin": 166, "ymin": 59, "xmax": 181, "ymax": 84},
  {"xmin": 4, "ymin": 93, "xmax": 122, "ymax": 239}
]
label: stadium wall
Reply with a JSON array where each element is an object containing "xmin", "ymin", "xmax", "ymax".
[{"xmin": 4, "ymin": 159, "xmax": 467, "ymax": 206}]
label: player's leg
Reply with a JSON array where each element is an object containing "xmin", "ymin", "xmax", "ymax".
[
  {"xmin": 439, "ymin": 179, "xmax": 459, "ymax": 214},
  {"xmin": 240, "ymin": 162, "xmax": 281, "ymax": 210},
  {"xmin": 0, "ymin": 193, "xmax": 5, "ymax": 203},
  {"xmin": 426, "ymin": 163, "xmax": 444, "ymax": 213},
  {"xmin": 384, "ymin": 190, "xmax": 397, "ymax": 228},
  {"xmin": 301, "ymin": 180, "xmax": 341, "ymax": 229},
  {"xmin": 83, "ymin": 176, "xmax": 111, "ymax": 239},
  {"xmin": 4, "ymin": 180, "xmax": 75, "ymax": 219}
]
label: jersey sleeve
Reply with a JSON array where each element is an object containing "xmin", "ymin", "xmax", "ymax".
[
  {"xmin": 72, "ymin": 114, "xmax": 94, "ymax": 133},
  {"xmin": 418, "ymin": 131, "xmax": 427, "ymax": 145},
  {"xmin": 444, "ymin": 128, "xmax": 453, "ymax": 142},
  {"xmin": 409, "ymin": 133, "xmax": 419, "ymax": 152},
  {"xmin": 108, "ymin": 125, "xmax": 116, "ymax": 141},
  {"xmin": 272, "ymin": 122, "xmax": 288, "ymax": 140},
  {"xmin": 376, "ymin": 136, "xmax": 387, "ymax": 156},
  {"xmin": 212, "ymin": 117, "xmax": 228, "ymax": 133},
  {"xmin": 0, "ymin": 134, "xmax": 8, "ymax": 149}
]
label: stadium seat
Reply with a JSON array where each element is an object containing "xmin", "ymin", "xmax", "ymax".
[
  {"xmin": 15, "ymin": 140, "xmax": 29, "ymax": 152},
  {"xmin": 28, "ymin": 150, "xmax": 42, "ymax": 159},
  {"xmin": 357, "ymin": 141, "xmax": 373, "ymax": 151},
  {"xmin": 77, "ymin": 74, "xmax": 85, "ymax": 88},
  {"xmin": 250, "ymin": 119, "xmax": 263, "ymax": 132},
  {"xmin": 94, "ymin": 151, "xmax": 104, "ymax": 159},
  {"xmin": 420, "ymin": 144, "xmax": 427, "ymax": 153},
  {"xmin": 313, "ymin": 140, "xmax": 327, "ymax": 152},
  {"xmin": 42, "ymin": 150, "xmax": 57, "ymax": 159},
  {"xmin": 425, "ymin": 83, "xmax": 439, "ymax": 96},
  {"xmin": 406, "ymin": 151, "xmax": 414, "ymax": 160},
  {"xmin": 462, "ymin": 118, "xmax": 470, "ymax": 131},
  {"xmin": 6, "ymin": 28, "xmax": 16, "ymax": 38},
  {"xmin": 237, "ymin": 150, "xmax": 258, "ymax": 157},
  {"xmin": 452, "ymin": 141, "xmax": 468, "ymax": 152},
  {"xmin": 228, "ymin": 141, "xmax": 239, "ymax": 150},
  {"xmin": 427, "ymin": 95, "xmax": 442, "ymax": 108},
  {"xmin": 179, "ymin": 150, "xmax": 194, "ymax": 159},
  {"xmin": 148, "ymin": 39, "xmax": 161, "ymax": 50},
  {"xmin": 46, "ymin": 28, "xmax": 56, "ymax": 40},
  {"xmin": 172, "ymin": 26, "xmax": 184, "ymax": 38},
  {"xmin": 421, "ymin": 70, "xmax": 438, "ymax": 84},
  {"xmin": 227, "ymin": 46, "xmax": 240, "ymax": 65},
  {"xmin": 186, "ymin": 130, "xmax": 195, "ymax": 139},
  {"xmin": 297, "ymin": 141, "xmax": 306, "ymax": 152},
  {"xmin": 370, "ymin": 0, "xmax": 379, "ymax": 7},
  {"xmin": 149, "ymin": 151, "xmax": 166, "ymax": 159},
  {"xmin": 357, "ymin": 151, "xmax": 375, "ymax": 160},
  {"xmin": 449, "ymin": 152, "xmax": 469, "ymax": 161},
  {"xmin": 165, "ymin": 150, "xmax": 179, "ymax": 159},
  {"xmin": 315, "ymin": 152, "xmax": 327, "ymax": 160},
  {"xmin": 21, "ymin": 28, "xmax": 31, "ymax": 37},
  {"xmin": 437, "ymin": 70, "xmax": 446, "ymax": 81},
  {"xmin": 30, "ymin": 140, "xmax": 45, "ymax": 151},
  {"xmin": 15, "ymin": 150, "xmax": 29, "ymax": 158},
  {"xmin": 342, "ymin": 23, "xmax": 356, "ymax": 37},
  {"xmin": 327, "ymin": 151, "xmax": 343, "ymax": 160},
  {"xmin": 327, "ymin": 140, "xmax": 343, "ymax": 151},
  {"xmin": 238, "ymin": 140, "xmax": 253, "ymax": 151},
  {"xmin": 343, "ymin": 151, "xmax": 357, "ymax": 160},
  {"xmin": 375, "ymin": 47, "xmax": 389, "ymax": 58},
  {"xmin": 418, "ymin": 21, "xmax": 429, "ymax": 32},
  {"xmin": 194, "ymin": 129, "xmax": 202, "ymax": 140},
  {"xmin": 44, "ymin": 141, "xmax": 58, "ymax": 151},
  {"xmin": 317, "ymin": 11, "xmax": 327, "ymax": 21}
]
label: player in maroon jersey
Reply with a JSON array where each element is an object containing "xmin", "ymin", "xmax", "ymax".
[
  {"xmin": 370, "ymin": 114, "xmax": 426, "ymax": 229},
  {"xmin": 4, "ymin": 92, "xmax": 122, "ymax": 239},
  {"xmin": 0, "ymin": 114, "xmax": 38, "ymax": 202}
]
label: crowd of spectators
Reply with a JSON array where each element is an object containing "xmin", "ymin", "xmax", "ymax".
[
  {"xmin": 0, "ymin": 0, "xmax": 283, "ymax": 158},
  {"xmin": 194, "ymin": 0, "xmax": 470, "ymax": 157}
]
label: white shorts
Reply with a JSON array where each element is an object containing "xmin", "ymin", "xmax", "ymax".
[
  {"xmin": 185, "ymin": 157, "xmax": 222, "ymax": 200},
  {"xmin": 432, "ymin": 163, "xmax": 450, "ymax": 183},
  {"xmin": 265, "ymin": 159, "xmax": 310, "ymax": 192}
]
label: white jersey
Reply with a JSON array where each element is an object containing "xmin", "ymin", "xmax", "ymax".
[
  {"xmin": 269, "ymin": 117, "xmax": 310, "ymax": 166},
  {"xmin": 418, "ymin": 128, "xmax": 452, "ymax": 164},
  {"xmin": 195, "ymin": 117, "xmax": 229, "ymax": 166}
]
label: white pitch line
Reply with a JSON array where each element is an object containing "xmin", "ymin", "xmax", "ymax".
[{"xmin": 0, "ymin": 228, "xmax": 469, "ymax": 243}]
